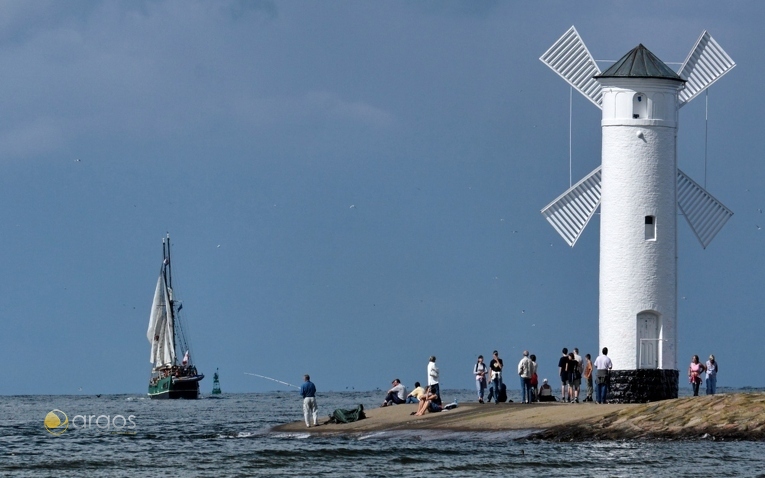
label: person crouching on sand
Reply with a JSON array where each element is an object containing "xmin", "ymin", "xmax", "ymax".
[{"xmin": 538, "ymin": 378, "xmax": 556, "ymax": 402}]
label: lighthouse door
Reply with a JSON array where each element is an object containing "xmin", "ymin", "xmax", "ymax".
[{"xmin": 637, "ymin": 312, "xmax": 659, "ymax": 369}]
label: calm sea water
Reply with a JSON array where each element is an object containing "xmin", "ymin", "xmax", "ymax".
[{"xmin": 3, "ymin": 388, "xmax": 765, "ymax": 477}]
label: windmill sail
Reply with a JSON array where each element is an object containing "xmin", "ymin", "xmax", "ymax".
[
  {"xmin": 677, "ymin": 31, "xmax": 736, "ymax": 107},
  {"xmin": 540, "ymin": 26, "xmax": 603, "ymax": 109},
  {"xmin": 541, "ymin": 166, "xmax": 602, "ymax": 247},
  {"xmin": 677, "ymin": 169, "xmax": 733, "ymax": 249}
]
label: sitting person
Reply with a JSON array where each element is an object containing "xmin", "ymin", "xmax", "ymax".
[
  {"xmin": 538, "ymin": 378, "xmax": 556, "ymax": 402},
  {"xmin": 488, "ymin": 382, "xmax": 509, "ymax": 403},
  {"xmin": 406, "ymin": 381, "xmax": 425, "ymax": 404},
  {"xmin": 382, "ymin": 378, "xmax": 407, "ymax": 406},
  {"xmin": 414, "ymin": 387, "xmax": 441, "ymax": 416},
  {"xmin": 498, "ymin": 382, "xmax": 508, "ymax": 403}
]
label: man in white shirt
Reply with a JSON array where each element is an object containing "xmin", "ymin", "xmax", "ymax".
[
  {"xmin": 593, "ymin": 347, "xmax": 613, "ymax": 404},
  {"xmin": 427, "ymin": 356, "xmax": 441, "ymax": 404}
]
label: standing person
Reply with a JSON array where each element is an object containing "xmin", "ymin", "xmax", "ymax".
[
  {"xmin": 593, "ymin": 348, "xmax": 613, "ymax": 404},
  {"xmin": 427, "ymin": 356, "xmax": 441, "ymax": 405},
  {"xmin": 474, "ymin": 355, "xmax": 488, "ymax": 403},
  {"xmin": 518, "ymin": 350, "xmax": 533, "ymax": 404},
  {"xmin": 381, "ymin": 379, "xmax": 406, "ymax": 407},
  {"xmin": 558, "ymin": 348, "xmax": 570, "ymax": 402},
  {"xmin": 583, "ymin": 354, "xmax": 594, "ymax": 402},
  {"xmin": 567, "ymin": 352, "xmax": 581, "ymax": 403},
  {"xmin": 688, "ymin": 355, "xmax": 706, "ymax": 396},
  {"xmin": 705, "ymin": 355, "xmax": 719, "ymax": 395},
  {"xmin": 489, "ymin": 350, "xmax": 504, "ymax": 404},
  {"xmin": 572, "ymin": 348, "xmax": 583, "ymax": 402},
  {"xmin": 529, "ymin": 354, "xmax": 539, "ymax": 402},
  {"xmin": 566, "ymin": 352, "xmax": 578, "ymax": 403},
  {"xmin": 300, "ymin": 374, "xmax": 318, "ymax": 428}
]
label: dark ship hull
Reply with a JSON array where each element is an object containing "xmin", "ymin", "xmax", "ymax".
[{"xmin": 148, "ymin": 375, "xmax": 204, "ymax": 399}]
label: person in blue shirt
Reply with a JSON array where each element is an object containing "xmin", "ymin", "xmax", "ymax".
[{"xmin": 300, "ymin": 374, "xmax": 318, "ymax": 427}]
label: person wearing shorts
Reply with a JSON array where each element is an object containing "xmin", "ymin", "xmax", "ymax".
[{"xmin": 558, "ymin": 348, "xmax": 570, "ymax": 402}]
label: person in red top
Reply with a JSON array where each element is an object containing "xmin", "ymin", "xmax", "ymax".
[{"xmin": 688, "ymin": 355, "xmax": 706, "ymax": 396}]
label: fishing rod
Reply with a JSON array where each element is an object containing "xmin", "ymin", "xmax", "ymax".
[{"xmin": 244, "ymin": 372, "xmax": 300, "ymax": 389}]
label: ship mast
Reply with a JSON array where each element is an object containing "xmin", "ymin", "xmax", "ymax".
[{"xmin": 162, "ymin": 234, "xmax": 176, "ymax": 365}]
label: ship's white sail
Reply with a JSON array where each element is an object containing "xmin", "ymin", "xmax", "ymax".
[{"xmin": 147, "ymin": 273, "xmax": 175, "ymax": 367}]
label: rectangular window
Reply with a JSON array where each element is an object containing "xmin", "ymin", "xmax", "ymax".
[{"xmin": 645, "ymin": 215, "xmax": 656, "ymax": 240}]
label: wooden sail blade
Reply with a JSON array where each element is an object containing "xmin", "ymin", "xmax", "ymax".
[
  {"xmin": 541, "ymin": 166, "xmax": 602, "ymax": 247},
  {"xmin": 677, "ymin": 169, "xmax": 733, "ymax": 249},
  {"xmin": 540, "ymin": 26, "xmax": 603, "ymax": 109},
  {"xmin": 678, "ymin": 31, "xmax": 735, "ymax": 107}
]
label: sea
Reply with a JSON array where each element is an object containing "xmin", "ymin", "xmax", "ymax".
[{"xmin": 2, "ymin": 387, "xmax": 765, "ymax": 477}]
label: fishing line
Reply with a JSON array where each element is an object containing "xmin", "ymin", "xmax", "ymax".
[{"xmin": 244, "ymin": 372, "xmax": 300, "ymax": 389}]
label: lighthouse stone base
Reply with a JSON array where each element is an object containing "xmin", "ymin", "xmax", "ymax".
[{"xmin": 606, "ymin": 370, "xmax": 678, "ymax": 403}]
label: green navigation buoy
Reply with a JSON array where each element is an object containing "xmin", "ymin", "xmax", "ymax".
[{"xmin": 212, "ymin": 368, "xmax": 222, "ymax": 395}]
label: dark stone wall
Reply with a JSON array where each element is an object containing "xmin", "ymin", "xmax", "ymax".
[{"xmin": 606, "ymin": 369, "xmax": 678, "ymax": 403}]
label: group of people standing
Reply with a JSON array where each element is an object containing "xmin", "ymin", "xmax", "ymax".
[
  {"xmin": 689, "ymin": 354, "xmax": 719, "ymax": 396},
  {"xmin": 556, "ymin": 346, "xmax": 613, "ymax": 404},
  {"xmin": 473, "ymin": 350, "xmax": 539, "ymax": 404},
  {"xmin": 556, "ymin": 346, "xmax": 614, "ymax": 404},
  {"xmin": 558, "ymin": 347, "xmax": 586, "ymax": 403},
  {"xmin": 472, "ymin": 347, "xmax": 615, "ymax": 405}
]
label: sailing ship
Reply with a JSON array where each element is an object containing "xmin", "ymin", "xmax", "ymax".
[{"xmin": 146, "ymin": 234, "xmax": 204, "ymax": 399}]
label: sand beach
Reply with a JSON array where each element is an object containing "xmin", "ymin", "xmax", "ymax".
[{"xmin": 273, "ymin": 392, "xmax": 765, "ymax": 441}]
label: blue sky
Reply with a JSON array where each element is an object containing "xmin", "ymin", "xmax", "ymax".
[{"xmin": 1, "ymin": 1, "xmax": 763, "ymax": 395}]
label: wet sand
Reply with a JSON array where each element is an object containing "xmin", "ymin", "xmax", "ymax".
[{"xmin": 272, "ymin": 392, "xmax": 765, "ymax": 440}]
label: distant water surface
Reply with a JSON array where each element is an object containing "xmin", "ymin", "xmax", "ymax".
[{"xmin": 2, "ymin": 388, "xmax": 764, "ymax": 477}]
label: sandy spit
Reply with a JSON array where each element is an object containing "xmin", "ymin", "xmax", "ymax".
[{"xmin": 271, "ymin": 393, "xmax": 765, "ymax": 441}]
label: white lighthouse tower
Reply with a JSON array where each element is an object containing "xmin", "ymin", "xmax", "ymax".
[
  {"xmin": 597, "ymin": 46, "xmax": 684, "ymax": 373},
  {"xmin": 540, "ymin": 28, "xmax": 735, "ymax": 401}
]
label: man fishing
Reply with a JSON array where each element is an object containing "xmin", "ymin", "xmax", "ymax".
[{"xmin": 300, "ymin": 374, "xmax": 318, "ymax": 428}]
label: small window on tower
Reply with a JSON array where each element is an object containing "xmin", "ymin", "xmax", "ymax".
[
  {"xmin": 645, "ymin": 215, "xmax": 656, "ymax": 240},
  {"xmin": 633, "ymin": 92, "xmax": 648, "ymax": 119}
]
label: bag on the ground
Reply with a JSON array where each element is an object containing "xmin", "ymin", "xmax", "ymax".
[{"xmin": 326, "ymin": 404, "xmax": 366, "ymax": 424}]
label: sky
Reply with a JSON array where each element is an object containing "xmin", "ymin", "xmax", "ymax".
[{"xmin": 1, "ymin": 1, "xmax": 764, "ymax": 395}]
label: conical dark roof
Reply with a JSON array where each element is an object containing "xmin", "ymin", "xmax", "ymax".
[{"xmin": 595, "ymin": 44, "xmax": 684, "ymax": 82}]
